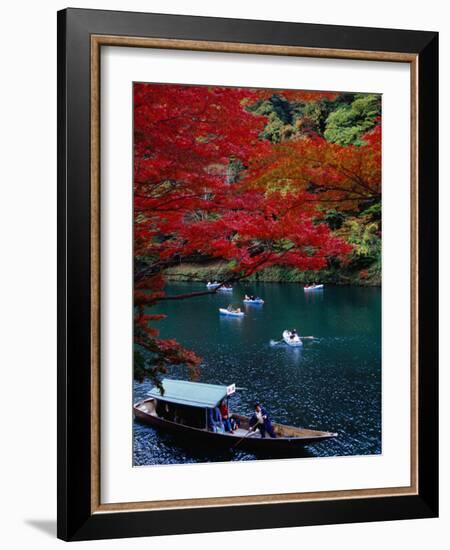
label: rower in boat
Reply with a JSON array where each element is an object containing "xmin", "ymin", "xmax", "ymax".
[
  {"xmin": 133, "ymin": 379, "xmax": 337, "ymax": 452},
  {"xmin": 282, "ymin": 329, "xmax": 303, "ymax": 347},
  {"xmin": 249, "ymin": 403, "xmax": 276, "ymax": 439}
]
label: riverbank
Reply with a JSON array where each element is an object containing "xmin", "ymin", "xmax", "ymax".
[{"xmin": 164, "ymin": 261, "xmax": 381, "ymax": 287}]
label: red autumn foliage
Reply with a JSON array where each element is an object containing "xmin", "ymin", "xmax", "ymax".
[
  {"xmin": 245, "ymin": 124, "xmax": 381, "ymax": 210},
  {"xmin": 133, "ymin": 83, "xmax": 354, "ymax": 381}
]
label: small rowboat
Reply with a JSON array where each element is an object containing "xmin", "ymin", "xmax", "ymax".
[
  {"xmin": 206, "ymin": 282, "xmax": 220, "ymax": 289},
  {"xmin": 219, "ymin": 308, "xmax": 244, "ymax": 317},
  {"xmin": 243, "ymin": 297, "xmax": 264, "ymax": 304},
  {"xmin": 304, "ymin": 284, "xmax": 324, "ymax": 291},
  {"xmin": 217, "ymin": 286, "xmax": 233, "ymax": 292},
  {"xmin": 134, "ymin": 379, "xmax": 337, "ymax": 453},
  {"xmin": 283, "ymin": 330, "xmax": 303, "ymax": 347}
]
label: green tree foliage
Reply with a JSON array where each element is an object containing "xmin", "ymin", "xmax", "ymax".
[
  {"xmin": 248, "ymin": 92, "xmax": 380, "ymax": 147},
  {"xmin": 324, "ymin": 94, "xmax": 381, "ymax": 146},
  {"xmin": 249, "ymin": 94, "xmax": 294, "ymax": 142}
]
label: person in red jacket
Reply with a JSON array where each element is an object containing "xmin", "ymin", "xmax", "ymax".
[{"xmin": 219, "ymin": 399, "xmax": 233, "ymax": 433}]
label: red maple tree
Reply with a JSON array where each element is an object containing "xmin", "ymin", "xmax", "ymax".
[{"xmin": 133, "ymin": 83, "xmax": 352, "ymax": 384}]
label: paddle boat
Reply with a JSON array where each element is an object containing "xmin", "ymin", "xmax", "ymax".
[
  {"xmin": 283, "ymin": 329, "xmax": 303, "ymax": 347},
  {"xmin": 304, "ymin": 284, "xmax": 324, "ymax": 292},
  {"xmin": 243, "ymin": 296, "xmax": 264, "ymax": 304},
  {"xmin": 219, "ymin": 307, "xmax": 244, "ymax": 317},
  {"xmin": 217, "ymin": 285, "xmax": 233, "ymax": 292},
  {"xmin": 206, "ymin": 281, "xmax": 220, "ymax": 289},
  {"xmin": 134, "ymin": 379, "xmax": 337, "ymax": 453}
]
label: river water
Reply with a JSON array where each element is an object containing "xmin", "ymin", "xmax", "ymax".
[{"xmin": 133, "ymin": 282, "xmax": 381, "ymax": 466}]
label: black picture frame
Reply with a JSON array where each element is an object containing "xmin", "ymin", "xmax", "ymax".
[{"xmin": 57, "ymin": 7, "xmax": 438, "ymax": 541}]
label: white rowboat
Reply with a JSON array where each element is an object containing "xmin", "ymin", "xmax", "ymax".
[
  {"xmin": 243, "ymin": 298, "xmax": 264, "ymax": 304},
  {"xmin": 219, "ymin": 308, "xmax": 244, "ymax": 317},
  {"xmin": 304, "ymin": 284, "xmax": 324, "ymax": 292},
  {"xmin": 206, "ymin": 282, "xmax": 220, "ymax": 289},
  {"xmin": 282, "ymin": 330, "xmax": 303, "ymax": 347}
]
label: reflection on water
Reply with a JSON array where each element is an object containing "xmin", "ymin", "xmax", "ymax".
[{"xmin": 134, "ymin": 282, "xmax": 381, "ymax": 466}]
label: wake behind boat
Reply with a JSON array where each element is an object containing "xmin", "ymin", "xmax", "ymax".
[{"xmin": 133, "ymin": 379, "xmax": 337, "ymax": 453}]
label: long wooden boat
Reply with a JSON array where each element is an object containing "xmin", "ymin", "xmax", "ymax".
[{"xmin": 133, "ymin": 379, "xmax": 337, "ymax": 453}]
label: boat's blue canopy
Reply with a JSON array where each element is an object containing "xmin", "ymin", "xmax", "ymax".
[{"xmin": 147, "ymin": 379, "xmax": 236, "ymax": 408}]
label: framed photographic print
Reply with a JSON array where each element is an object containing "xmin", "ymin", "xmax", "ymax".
[{"xmin": 57, "ymin": 8, "xmax": 438, "ymax": 541}]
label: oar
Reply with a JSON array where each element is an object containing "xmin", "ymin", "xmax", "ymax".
[
  {"xmin": 271, "ymin": 335, "xmax": 316, "ymax": 344},
  {"xmin": 232, "ymin": 427, "xmax": 258, "ymax": 450}
]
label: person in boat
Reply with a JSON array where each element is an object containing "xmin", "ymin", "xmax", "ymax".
[
  {"xmin": 219, "ymin": 399, "xmax": 234, "ymax": 433},
  {"xmin": 290, "ymin": 328, "xmax": 298, "ymax": 339},
  {"xmin": 244, "ymin": 294, "xmax": 250, "ymax": 300},
  {"xmin": 227, "ymin": 304, "xmax": 233, "ymax": 312},
  {"xmin": 230, "ymin": 415, "xmax": 240, "ymax": 431},
  {"xmin": 248, "ymin": 403, "xmax": 276, "ymax": 438},
  {"xmin": 207, "ymin": 406, "xmax": 224, "ymax": 433}
]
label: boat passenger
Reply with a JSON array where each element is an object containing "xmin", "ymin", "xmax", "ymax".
[
  {"xmin": 230, "ymin": 415, "xmax": 240, "ymax": 431},
  {"xmin": 249, "ymin": 403, "xmax": 276, "ymax": 438},
  {"xmin": 244, "ymin": 294, "xmax": 250, "ymax": 300},
  {"xmin": 219, "ymin": 399, "xmax": 233, "ymax": 433},
  {"xmin": 227, "ymin": 304, "xmax": 233, "ymax": 311},
  {"xmin": 208, "ymin": 407, "xmax": 224, "ymax": 433}
]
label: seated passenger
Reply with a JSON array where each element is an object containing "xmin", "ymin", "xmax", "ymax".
[
  {"xmin": 219, "ymin": 399, "xmax": 233, "ymax": 433},
  {"xmin": 207, "ymin": 407, "xmax": 224, "ymax": 433}
]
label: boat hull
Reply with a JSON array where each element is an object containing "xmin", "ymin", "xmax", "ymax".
[{"xmin": 134, "ymin": 400, "xmax": 336, "ymax": 454}]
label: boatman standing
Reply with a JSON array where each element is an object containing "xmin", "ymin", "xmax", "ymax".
[{"xmin": 249, "ymin": 403, "xmax": 276, "ymax": 438}]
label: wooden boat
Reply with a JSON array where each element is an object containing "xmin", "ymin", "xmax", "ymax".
[
  {"xmin": 219, "ymin": 307, "xmax": 244, "ymax": 317},
  {"xmin": 133, "ymin": 379, "xmax": 337, "ymax": 453},
  {"xmin": 282, "ymin": 330, "xmax": 303, "ymax": 347},
  {"xmin": 304, "ymin": 284, "xmax": 324, "ymax": 291}
]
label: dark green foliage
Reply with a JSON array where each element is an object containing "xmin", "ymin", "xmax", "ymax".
[
  {"xmin": 324, "ymin": 94, "xmax": 381, "ymax": 145},
  {"xmin": 248, "ymin": 94, "xmax": 295, "ymax": 142},
  {"xmin": 324, "ymin": 209, "xmax": 346, "ymax": 230}
]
